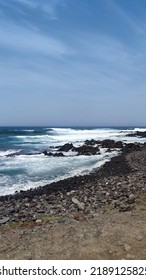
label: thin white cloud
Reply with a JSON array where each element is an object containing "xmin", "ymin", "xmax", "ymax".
[
  {"xmin": 14, "ymin": 0, "xmax": 65, "ymax": 20},
  {"xmin": 0, "ymin": 0, "xmax": 27, "ymax": 15},
  {"xmin": 14, "ymin": 0, "xmax": 37, "ymax": 8},
  {"xmin": 41, "ymin": 0, "xmax": 65, "ymax": 20},
  {"xmin": 71, "ymin": 32, "xmax": 141, "ymax": 75},
  {"xmin": 41, "ymin": 4, "xmax": 58, "ymax": 20},
  {"xmin": 108, "ymin": 0, "xmax": 145, "ymax": 34},
  {"xmin": 0, "ymin": 23, "xmax": 68, "ymax": 57}
]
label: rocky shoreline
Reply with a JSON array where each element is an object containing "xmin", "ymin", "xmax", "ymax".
[{"xmin": 0, "ymin": 139, "xmax": 146, "ymax": 225}]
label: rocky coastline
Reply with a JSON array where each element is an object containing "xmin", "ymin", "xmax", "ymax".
[
  {"xmin": 1, "ymin": 134, "xmax": 146, "ymax": 259},
  {"xmin": 0, "ymin": 137, "xmax": 146, "ymax": 225}
]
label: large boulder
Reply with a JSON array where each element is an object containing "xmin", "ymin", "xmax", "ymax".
[
  {"xmin": 74, "ymin": 144, "xmax": 100, "ymax": 155},
  {"xmin": 101, "ymin": 139, "xmax": 123, "ymax": 149},
  {"xmin": 58, "ymin": 143, "xmax": 74, "ymax": 152}
]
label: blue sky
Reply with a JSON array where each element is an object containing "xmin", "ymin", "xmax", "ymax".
[{"xmin": 0, "ymin": 0, "xmax": 146, "ymax": 126}]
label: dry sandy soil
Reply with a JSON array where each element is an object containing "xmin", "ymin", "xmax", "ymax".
[{"xmin": 1, "ymin": 206, "xmax": 146, "ymax": 260}]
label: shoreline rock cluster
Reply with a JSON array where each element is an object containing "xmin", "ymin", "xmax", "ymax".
[{"xmin": 0, "ymin": 138, "xmax": 146, "ymax": 225}]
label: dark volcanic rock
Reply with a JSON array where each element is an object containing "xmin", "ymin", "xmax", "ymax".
[
  {"xmin": 6, "ymin": 153, "xmax": 20, "ymax": 157},
  {"xmin": 53, "ymin": 152, "xmax": 64, "ymax": 157},
  {"xmin": 58, "ymin": 143, "xmax": 74, "ymax": 152},
  {"xmin": 126, "ymin": 131, "xmax": 146, "ymax": 138},
  {"xmin": 136, "ymin": 131, "xmax": 146, "ymax": 138},
  {"xmin": 85, "ymin": 139, "xmax": 100, "ymax": 146},
  {"xmin": 43, "ymin": 151, "xmax": 48, "ymax": 155},
  {"xmin": 101, "ymin": 140, "xmax": 123, "ymax": 149},
  {"xmin": 43, "ymin": 151, "xmax": 64, "ymax": 157},
  {"xmin": 122, "ymin": 143, "xmax": 141, "ymax": 153},
  {"xmin": 74, "ymin": 144, "xmax": 100, "ymax": 155}
]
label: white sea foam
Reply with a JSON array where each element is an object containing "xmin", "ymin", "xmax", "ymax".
[
  {"xmin": 50, "ymin": 128, "xmax": 146, "ymax": 146},
  {"xmin": 13, "ymin": 127, "xmax": 146, "ymax": 147},
  {"xmin": 15, "ymin": 135, "xmax": 49, "ymax": 139},
  {"xmin": 134, "ymin": 128, "xmax": 146, "ymax": 132},
  {"xmin": 1, "ymin": 126, "xmax": 146, "ymax": 196},
  {"xmin": 50, "ymin": 128, "xmax": 119, "ymax": 144},
  {"xmin": 22, "ymin": 129, "xmax": 35, "ymax": 132},
  {"xmin": 0, "ymin": 148, "xmax": 120, "ymax": 196},
  {"xmin": 0, "ymin": 149, "xmax": 21, "ymax": 157}
]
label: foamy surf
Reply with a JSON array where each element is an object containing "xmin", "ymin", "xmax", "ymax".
[{"xmin": 0, "ymin": 126, "xmax": 146, "ymax": 195}]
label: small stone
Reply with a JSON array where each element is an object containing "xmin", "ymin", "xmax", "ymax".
[
  {"xmin": 136, "ymin": 235, "xmax": 143, "ymax": 241},
  {"xmin": 70, "ymin": 212, "xmax": 86, "ymax": 222},
  {"xmin": 15, "ymin": 205, "xmax": 20, "ymax": 213},
  {"xmin": 106, "ymin": 192, "xmax": 110, "ymax": 197},
  {"xmin": 58, "ymin": 218, "xmax": 66, "ymax": 224},
  {"xmin": 35, "ymin": 219, "xmax": 42, "ymax": 223},
  {"xmin": 128, "ymin": 194, "xmax": 135, "ymax": 203},
  {"xmin": 87, "ymin": 212, "xmax": 95, "ymax": 218},
  {"xmin": 0, "ymin": 217, "xmax": 10, "ymax": 224},
  {"xmin": 126, "ymin": 254, "xmax": 135, "ymax": 259},
  {"xmin": 71, "ymin": 197, "xmax": 79, "ymax": 204},
  {"xmin": 71, "ymin": 197, "xmax": 85, "ymax": 210},
  {"xmin": 124, "ymin": 244, "xmax": 131, "ymax": 251},
  {"xmin": 3, "ymin": 206, "xmax": 15, "ymax": 216},
  {"xmin": 84, "ymin": 206, "xmax": 91, "ymax": 215},
  {"xmin": 110, "ymin": 200, "xmax": 121, "ymax": 208},
  {"xmin": 69, "ymin": 205, "xmax": 76, "ymax": 212},
  {"xmin": 66, "ymin": 190, "xmax": 76, "ymax": 196},
  {"xmin": 37, "ymin": 210, "xmax": 46, "ymax": 213},
  {"xmin": 84, "ymin": 196, "xmax": 88, "ymax": 203}
]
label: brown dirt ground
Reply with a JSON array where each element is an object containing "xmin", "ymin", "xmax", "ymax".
[{"xmin": 1, "ymin": 205, "xmax": 146, "ymax": 260}]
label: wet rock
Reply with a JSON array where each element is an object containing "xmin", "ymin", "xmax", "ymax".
[
  {"xmin": 58, "ymin": 143, "xmax": 74, "ymax": 152},
  {"xmin": 85, "ymin": 139, "xmax": 99, "ymax": 146},
  {"xmin": 43, "ymin": 150, "xmax": 48, "ymax": 155},
  {"xmin": 101, "ymin": 139, "xmax": 123, "ymax": 149},
  {"xmin": 43, "ymin": 151, "xmax": 64, "ymax": 157},
  {"xmin": 126, "ymin": 131, "xmax": 146, "ymax": 138},
  {"xmin": 74, "ymin": 144, "xmax": 99, "ymax": 155},
  {"xmin": 53, "ymin": 152, "xmax": 64, "ymax": 157}
]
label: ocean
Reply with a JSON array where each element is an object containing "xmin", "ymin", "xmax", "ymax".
[{"xmin": 0, "ymin": 126, "xmax": 146, "ymax": 196}]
